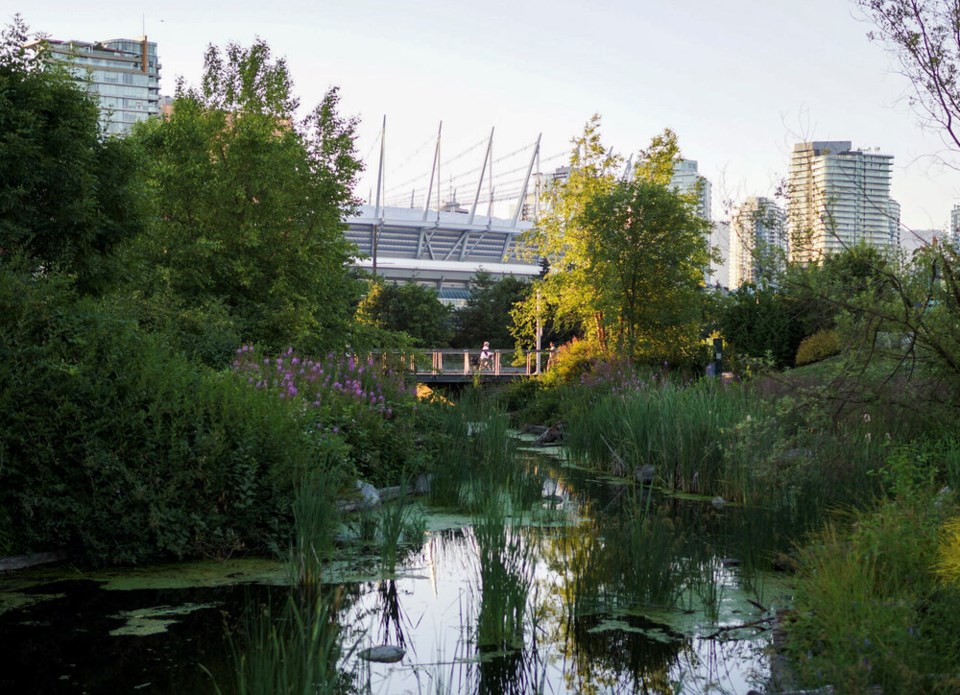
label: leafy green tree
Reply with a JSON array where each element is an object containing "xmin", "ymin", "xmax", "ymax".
[
  {"xmin": 0, "ymin": 15, "xmax": 144, "ymax": 294},
  {"xmin": 451, "ymin": 270, "xmax": 530, "ymax": 349},
  {"xmin": 356, "ymin": 280, "xmax": 452, "ymax": 347},
  {"xmin": 128, "ymin": 39, "xmax": 362, "ymax": 357},
  {"xmin": 717, "ymin": 284, "xmax": 805, "ymax": 368},
  {"xmin": 514, "ymin": 117, "xmax": 714, "ymax": 365}
]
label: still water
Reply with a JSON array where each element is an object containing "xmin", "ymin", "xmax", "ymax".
[{"xmin": 0, "ymin": 458, "xmax": 791, "ymax": 694}]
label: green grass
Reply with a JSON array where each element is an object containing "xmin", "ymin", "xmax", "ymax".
[{"xmin": 786, "ymin": 491, "xmax": 960, "ymax": 694}]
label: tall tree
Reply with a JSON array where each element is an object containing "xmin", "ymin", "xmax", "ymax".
[
  {"xmin": 130, "ymin": 39, "xmax": 362, "ymax": 356},
  {"xmin": 0, "ymin": 15, "xmax": 144, "ymax": 293},
  {"xmin": 355, "ymin": 280, "xmax": 452, "ymax": 347},
  {"xmin": 451, "ymin": 270, "xmax": 530, "ymax": 349},
  {"xmin": 514, "ymin": 118, "xmax": 714, "ymax": 364}
]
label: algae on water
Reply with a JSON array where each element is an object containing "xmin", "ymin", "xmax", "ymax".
[{"xmin": 109, "ymin": 602, "xmax": 219, "ymax": 637}]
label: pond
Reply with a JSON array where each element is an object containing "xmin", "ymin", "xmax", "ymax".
[{"xmin": 0, "ymin": 450, "xmax": 794, "ymax": 694}]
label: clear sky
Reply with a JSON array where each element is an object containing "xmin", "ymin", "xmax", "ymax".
[{"xmin": 13, "ymin": 0, "xmax": 960, "ymax": 232}]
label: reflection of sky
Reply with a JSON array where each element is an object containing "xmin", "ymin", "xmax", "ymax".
[{"xmin": 338, "ymin": 505, "xmax": 782, "ymax": 694}]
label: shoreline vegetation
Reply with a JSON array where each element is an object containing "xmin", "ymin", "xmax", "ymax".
[{"xmin": 5, "ymin": 14, "xmax": 960, "ymax": 691}]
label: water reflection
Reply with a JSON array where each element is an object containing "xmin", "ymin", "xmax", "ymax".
[{"xmin": 0, "ymin": 452, "xmax": 785, "ymax": 693}]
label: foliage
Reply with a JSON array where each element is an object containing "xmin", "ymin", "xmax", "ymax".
[
  {"xmin": 0, "ymin": 16, "xmax": 145, "ymax": 294},
  {"xmin": 0, "ymin": 266, "xmax": 320, "ymax": 564},
  {"xmin": 128, "ymin": 39, "xmax": 362, "ymax": 356},
  {"xmin": 232, "ymin": 346, "xmax": 426, "ymax": 485},
  {"xmin": 451, "ymin": 270, "xmax": 530, "ymax": 349},
  {"xmin": 786, "ymin": 492, "xmax": 960, "ymax": 694},
  {"xmin": 717, "ymin": 284, "xmax": 805, "ymax": 368},
  {"xmin": 514, "ymin": 117, "xmax": 714, "ymax": 366},
  {"xmin": 537, "ymin": 337, "xmax": 602, "ymax": 387},
  {"xmin": 795, "ymin": 329, "xmax": 842, "ymax": 366},
  {"xmin": 936, "ymin": 516, "xmax": 960, "ymax": 585},
  {"xmin": 218, "ymin": 591, "xmax": 350, "ymax": 695},
  {"xmin": 355, "ymin": 279, "xmax": 452, "ymax": 347}
]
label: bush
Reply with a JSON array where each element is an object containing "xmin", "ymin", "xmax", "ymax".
[
  {"xmin": 795, "ymin": 329, "xmax": 841, "ymax": 366},
  {"xmin": 786, "ymin": 488, "xmax": 960, "ymax": 693},
  {"xmin": 538, "ymin": 337, "xmax": 600, "ymax": 387},
  {"xmin": 0, "ymin": 268, "xmax": 322, "ymax": 564},
  {"xmin": 232, "ymin": 346, "xmax": 426, "ymax": 486}
]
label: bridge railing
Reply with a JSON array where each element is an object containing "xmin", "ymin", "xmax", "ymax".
[{"xmin": 366, "ymin": 349, "xmax": 555, "ymax": 378}]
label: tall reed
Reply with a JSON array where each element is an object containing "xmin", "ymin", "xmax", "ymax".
[
  {"xmin": 428, "ymin": 388, "xmax": 521, "ymax": 510},
  {"xmin": 564, "ymin": 381, "xmax": 756, "ymax": 494},
  {"xmin": 376, "ymin": 491, "xmax": 426, "ymax": 574},
  {"xmin": 289, "ymin": 467, "xmax": 338, "ymax": 587},
  {"xmin": 214, "ymin": 590, "xmax": 348, "ymax": 695}
]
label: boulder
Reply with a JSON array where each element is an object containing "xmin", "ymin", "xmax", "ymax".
[{"xmin": 358, "ymin": 645, "xmax": 405, "ymax": 663}]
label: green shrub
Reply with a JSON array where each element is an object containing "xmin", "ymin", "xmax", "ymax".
[
  {"xmin": 0, "ymin": 268, "xmax": 323, "ymax": 563},
  {"xmin": 538, "ymin": 337, "xmax": 600, "ymax": 387},
  {"xmin": 795, "ymin": 329, "xmax": 841, "ymax": 366},
  {"xmin": 786, "ymin": 491, "xmax": 960, "ymax": 694}
]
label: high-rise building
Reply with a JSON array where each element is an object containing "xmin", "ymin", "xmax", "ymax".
[
  {"xmin": 671, "ymin": 159, "xmax": 712, "ymax": 221},
  {"xmin": 787, "ymin": 141, "xmax": 896, "ymax": 264},
  {"xmin": 730, "ymin": 197, "xmax": 786, "ymax": 288},
  {"xmin": 27, "ymin": 36, "xmax": 160, "ymax": 135},
  {"xmin": 949, "ymin": 204, "xmax": 960, "ymax": 249}
]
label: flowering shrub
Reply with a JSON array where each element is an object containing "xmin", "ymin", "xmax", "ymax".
[{"xmin": 233, "ymin": 346, "xmax": 424, "ymax": 484}]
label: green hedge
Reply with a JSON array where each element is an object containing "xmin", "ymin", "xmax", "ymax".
[{"xmin": 0, "ymin": 268, "xmax": 323, "ymax": 564}]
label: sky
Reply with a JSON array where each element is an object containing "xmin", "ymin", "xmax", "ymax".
[{"xmin": 14, "ymin": 0, "xmax": 960, "ymax": 233}]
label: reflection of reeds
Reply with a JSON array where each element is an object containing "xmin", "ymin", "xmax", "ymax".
[
  {"xmin": 560, "ymin": 491, "xmax": 726, "ymax": 622},
  {"xmin": 472, "ymin": 488, "xmax": 538, "ymax": 651},
  {"xmin": 215, "ymin": 589, "xmax": 350, "ymax": 695}
]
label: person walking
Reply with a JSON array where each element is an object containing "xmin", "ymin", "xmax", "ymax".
[{"xmin": 479, "ymin": 341, "xmax": 492, "ymax": 371}]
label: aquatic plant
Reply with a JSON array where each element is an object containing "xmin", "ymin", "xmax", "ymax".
[
  {"xmin": 427, "ymin": 388, "xmax": 524, "ymax": 510},
  {"xmin": 562, "ymin": 380, "xmax": 756, "ymax": 494},
  {"xmin": 214, "ymin": 590, "xmax": 351, "ymax": 695},
  {"xmin": 289, "ymin": 468, "xmax": 338, "ymax": 587},
  {"xmin": 376, "ymin": 493, "xmax": 426, "ymax": 574},
  {"xmin": 472, "ymin": 487, "xmax": 538, "ymax": 651}
]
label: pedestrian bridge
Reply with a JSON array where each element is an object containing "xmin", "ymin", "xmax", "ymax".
[{"xmin": 382, "ymin": 348, "xmax": 553, "ymax": 384}]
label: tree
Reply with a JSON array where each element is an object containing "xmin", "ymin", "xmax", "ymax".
[
  {"xmin": 129, "ymin": 39, "xmax": 362, "ymax": 356},
  {"xmin": 451, "ymin": 270, "xmax": 530, "ymax": 349},
  {"xmin": 858, "ymin": 0, "xmax": 960, "ymax": 152},
  {"xmin": 850, "ymin": 2, "xmax": 960, "ymax": 392},
  {"xmin": 355, "ymin": 280, "xmax": 452, "ymax": 347},
  {"xmin": 514, "ymin": 117, "xmax": 714, "ymax": 365},
  {"xmin": 717, "ymin": 284, "xmax": 805, "ymax": 368},
  {"xmin": 0, "ymin": 15, "xmax": 144, "ymax": 293}
]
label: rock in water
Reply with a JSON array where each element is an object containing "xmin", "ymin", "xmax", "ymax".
[
  {"xmin": 358, "ymin": 645, "xmax": 405, "ymax": 663},
  {"xmin": 356, "ymin": 481, "xmax": 381, "ymax": 509}
]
